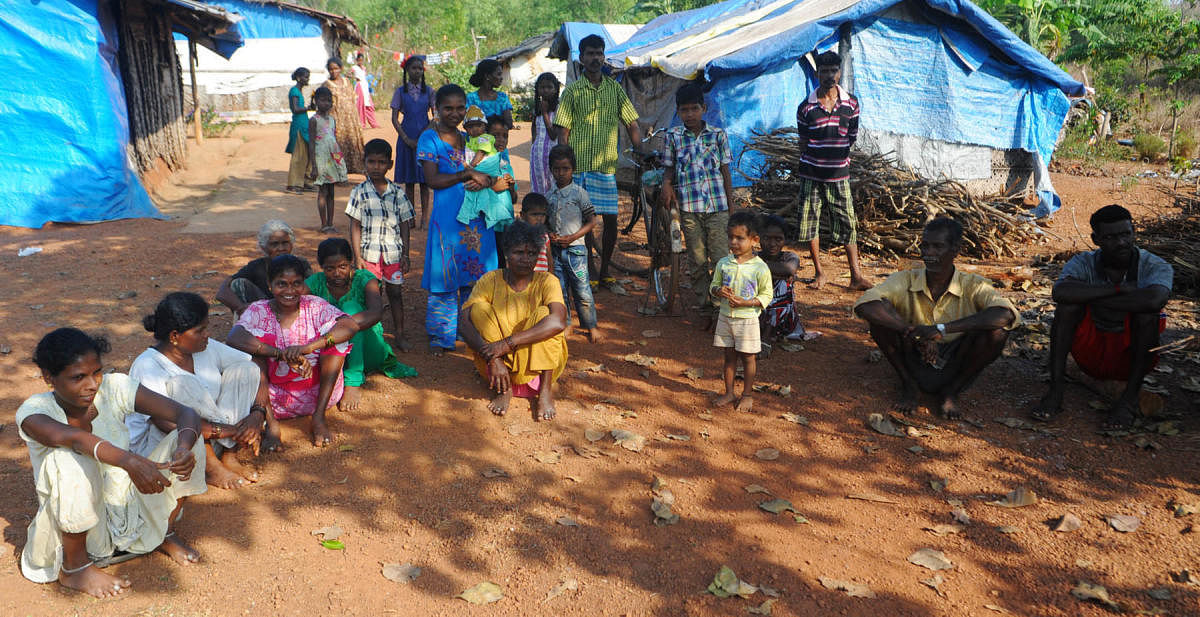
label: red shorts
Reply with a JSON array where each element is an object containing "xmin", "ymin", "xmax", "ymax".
[
  {"xmin": 1070, "ymin": 309, "xmax": 1165, "ymax": 381},
  {"xmin": 363, "ymin": 258, "xmax": 404, "ymax": 285}
]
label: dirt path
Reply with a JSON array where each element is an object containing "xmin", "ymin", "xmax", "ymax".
[{"xmin": 0, "ymin": 124, "xmax": 1197, "ymax": 617}]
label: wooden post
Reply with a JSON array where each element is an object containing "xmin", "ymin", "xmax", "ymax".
[{"xmin": 189, "ymin": 38, "xmax": 202, "ymax": 143}]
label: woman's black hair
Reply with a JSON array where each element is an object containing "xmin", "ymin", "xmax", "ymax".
[
  {"xmin": 402, "ymin": 55, "xmax": 428, "ymax": 94},
  {"xmin": 268, "ymin": 254, "xmax": 310, "ymax": 282},
  {"xmin": 143, "ymin": 292, "xmax": 210, "ymax": 342},
  {"xmin": 435, "ymin": 83, "xmax": 466, "ymax": 107},
  {"xmin": 33, "ymin": 327, "xmax": 111, "ymax": 376},
  {"xmin": 501, "ymin": 219, "xmax": 547, "ymax": 255},
  {"xmin": 531, "ymin": 72, "xmax": 560, "ymax": 141},
  {"xmin": 317, "ymin": 237, "xmax": 355, "ymax": 266},
  {"xmin": 326, "ymin": 56, "xmax": 343, "ymax": 69},
  {"xmin": 469, "ymin": 59, "xmax": 501, "ymax": 88},
  {"xmin": 292, "ymin": 67, "xmax": 310, "ymax": 81}
]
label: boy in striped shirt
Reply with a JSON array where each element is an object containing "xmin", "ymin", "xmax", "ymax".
[
  {"xmin": 795, "ymin": 50, "xmax": 869, "ymax": 291},
  {"xmin": 519, "ymin": 193, "xmax": 552, "ymax": 272}
]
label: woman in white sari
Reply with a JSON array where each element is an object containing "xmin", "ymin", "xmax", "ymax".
[
  {"xmin": 16, "ymin": 328, "xmax": 206, "ymax": 598},
  {"xmin": 129, "ymin": 292, "xmax": 269, "ymax": 489}
]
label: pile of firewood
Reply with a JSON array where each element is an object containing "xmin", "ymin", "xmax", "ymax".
[{"xmin": 744, "ymin": 129, "xmax": 1045, "ymax": 259}]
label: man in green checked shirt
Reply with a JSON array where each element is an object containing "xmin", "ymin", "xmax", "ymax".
[{"xmin": 555, "ymin": 34, "xmax": 644, "ymax": 294}]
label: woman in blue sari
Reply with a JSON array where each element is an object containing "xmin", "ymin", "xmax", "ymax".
[{"xmin": 418, "ymin": 84, "xmax": 513, "ymax": 354}]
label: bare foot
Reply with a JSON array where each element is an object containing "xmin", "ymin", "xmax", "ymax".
[
  {"xmin": 1030, "ymin": 387, "xmax": 1064, "ymax": 422},
  {"xmin": 847, "ymin": 276, "xmax": 872, "ymax": 291},
  {"xmin": 1102, "ymin": 399, "xmax": 1138, "ymax": 430},
  {"xmin": 59, "ymin": 563, "xmax": 130, "ymax": 598},
  {"xmin": 220, "ymin": 450, "xmax": 258, "ymax": 483},
  {"xmin": 205, "ymin": 458, "xmax": 247, "ymax": 489},
  {"xmin": 808, "ymin": 272, "xmax": 829, "ymax": 290},
  {"xmin": 394, "ymin": 337, "xmax": 413, "ymax": 353},
  {"xmin": 712, "ymin": 392, "xmax": 737, "ymax": 407},
  {"xmin": 533, "ymin": 395, "xmax": 556, "ymax": 421},
  {"xmin": 488, "ymin": 390, "xmax": 512, "ymax": 415},
  {"xmin": 156, "ymin": 533, "xmax": 200, "ymax": 565},
  {"xmin": 262, "ymin": 425, "xmax": 283, "ymax": 453},
  {"xmin": 585, "ymin": 328, "xmax": 603, "ymax": 343},
  {"xmin": 894, "ymin": 382, "xmax": 919, "ymax": 415},
  {"xmin": 311, "ymin": 417, "xmax": 333, "ymax": 447},
  {"xmin": 735, "ymin": 396, "xmax": 754, "ymax": 413},
  {"xmin": 429, "ymin": 346, "xmax": 447, "ymax": 357},
  {"xmin": 937, "ymin": 395, "xmax": 962, "ymax": 420},
  {"xmin": 339, "ymin": 386, "xmax": 362, "ymax": 412},
  {"xmin": 698, "ymin": 315, "xmax": 715, "ymax": 332}
]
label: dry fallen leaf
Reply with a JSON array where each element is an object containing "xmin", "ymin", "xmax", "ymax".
[
  {"xmin": 582, "ymin": 363, "xmax": 606, "ymax": 373},
  {"xmin": 543, "ymin": 578, "xmax": 579, "ymax": 602},
  {"xmin": 707, "ymin": 565, "xmax": 757, "ymax": 598},
  {"xmin": 481, "ymin": 467, "xmax": 510, "ymax": 478},
  {"xmin": 612, "ymin": 429, "xmax": 646, "ymax": 452},
  {"xmin": 584, "ymin": 429, "xmax": 606, "ymax": 442},
  {"xmin": 867, "ymin": 413, "xmax": 905, "ymax": 437},
  {"xmin": 458, "ymin": 581, "xmax": 504, "ymax": 604},
  {"xmin": 744, "ymin": 484, "xmax": 772, "ymax": 495},
  {"xmin": 847, "ymin": 493, "xmax": 899, "ymax": 504},
  {"xmin": 1107, "ymin": 514, "xmax": 1141, "ymax": 532},
  {"xmin": 754, "ymin": 448, "xmax": 780, "ymax": 461},
  {"xmin": 651, "ymin": 498, "xmax": 680, "ymax": 525},
  {"xmin": 921, "ymin": 574, "xmax": 946, "ymax": 596},
  {"xmin": 664, "ymin": 433, "xmax": 691, "ymax": 441},
  {"xmin": 818, "ymin": 577, "xmax": 875, "ymax": 598},
  {"xmin": 381, "ymin": 563, "xmax": 421, "ymax": 584},
  {"xmin": 641, "ymin": 329, "xmax": 662, "ymax": 338},
  {"xmin": 908, "ymin": 548, "xmax": 953, "ymax": 571},
  {"xmin": 1146, "ymin": 588, "xmax": 1172, "ymax": 601},
  {"xmin": 997, "ymin": 525, "xmax": 1020, "ymax": 534},
  {"xmin": 1071, "ymin": 581, "xmax": 1119, "ymax": 610},
  {"xmin": 780, "ymin": 412, "xmax": 809, "ymax": 425},
  {"xmin": 621, "ymin": 353, "xmax": 657, "ymax": 367},
  {"xmin": 924, "ymin": 524, "xmax": 964, "ymax": 537},
  {"xmin": 683, "ymin": 367, "xmax": 704, "ymax": 380},
  {"xmin": 573, "ymin": 443, "xmax": 603, "ymax": 459},
  {"xmin": 747, "ymin": 599, "xmax": 776, "ymax": 615},
  {"xmin": 556, "ymin": 516, "xmax": 579, "ymax": 527},
  {"xmin": 1172, "ymin": 501, "xmax": 1198, "ymax": 518},
  {"xmin": 929, "ymin": 478, "xmax": 948, "ymax": 492},
  {"xmin": 1053, "ymin": 512, "xmax": 1082, "ymax": 532},
  {"xmin": 533, "ymin": 451, "xmax": 561, "ymax": 464},
  {"xmin": 758, "ymin": 498, "xmax": 797, "ymax": 515},
  {"xmin": 1176, "ymin": 569, "xmax": 1199, "ymax": 586},
  {"xmin": 951, "ymin": 508, "xmax": 971, "ymax": 525},
  {"xmin": 311, "ymin": 525, "xmax": 343, "ymax": 540},
  {"xmin": 983, "ymin": 604, "xmax": 1011, "ymax": 614},
  {"xmin": 988, "ymin": 487, "xmax": 1037, "ymax": 508}
]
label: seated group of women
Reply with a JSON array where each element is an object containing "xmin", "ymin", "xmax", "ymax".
[{"xmin": 15, "ymin": 219, "xmax": 571, "ymax": 598}]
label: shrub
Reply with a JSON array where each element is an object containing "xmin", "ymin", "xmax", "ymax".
[
  {"xmin": 1175, "ymin": 131, "xmax": 1197, "ymax": 159},
  {"xmin": 1095, "ymin": 85, "xmax": 1133, "ymax": 129},
  {"xmin": 1133, "ymin": 132, "xmax": 1167, "ymax": 161}
]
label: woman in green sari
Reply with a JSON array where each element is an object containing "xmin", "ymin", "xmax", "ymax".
[{"xmin": 306, "ymin": 238, "xmax": 417, "ymax": 409}]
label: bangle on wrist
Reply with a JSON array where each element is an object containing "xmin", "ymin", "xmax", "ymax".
[{"xmin": 325, "ymin": 334, "xmax": 336, "ymax": 348}]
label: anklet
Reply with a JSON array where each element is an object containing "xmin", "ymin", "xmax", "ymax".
[{"xmin": 61, "ymin": 560, "xmax": 95, "ymax": 575}]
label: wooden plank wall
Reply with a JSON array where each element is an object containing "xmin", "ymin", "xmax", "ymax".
[{"xmin": 118, "ymin": 0, "xmax": 187, "ymax": 174}]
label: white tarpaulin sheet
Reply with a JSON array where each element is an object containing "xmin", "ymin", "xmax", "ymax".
[{"xmin": 177, "ymin": 37, "xmax": 330, "ymax": 95}]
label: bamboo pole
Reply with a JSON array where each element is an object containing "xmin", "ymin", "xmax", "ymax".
[{"xmin": 189, "ymin": 38, "xmax": 202, "ymax": 144}]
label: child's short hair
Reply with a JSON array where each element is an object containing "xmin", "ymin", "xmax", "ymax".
[
  {"xmin": 759, "ymin": 214, "xmax": 788, "ymax": 235},
  {"xmin": 521, "ymin": 192, "xmax": 548, "ymax": 213},
  {"xmin": 313, "ymin": 86, "xmax": 332, "ymax": 100},
  {"xmin": 675, "ymin": 82, "xmax": 705, "ymax": 107},
  {"xmin": 364, "ymin": 138, "xmax": 392, "ymax": 159},
  {"xmin": 728, "ymin": 210, "xmax": 760, "ymax": 235},
  {"xmin": 486, "ymin": 114, "xmax": 512, "ymax": 131},
  {"xmin": 548, "ymin": 144, "xmax": 576, "ymax": 170}
]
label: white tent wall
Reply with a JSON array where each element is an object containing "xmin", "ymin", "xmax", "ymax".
[
  {"xmin": 503, "ymin": 47, "xmax": 567, "ymax": 92},
  {"xmin": 176, "ymin": 35, "xmax": 332, "ymax": 120}
]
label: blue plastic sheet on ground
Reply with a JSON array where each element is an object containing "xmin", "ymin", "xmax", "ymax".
[{"xmin": 0, "ymin": 0, "xmax": 160, "ymax": 228}]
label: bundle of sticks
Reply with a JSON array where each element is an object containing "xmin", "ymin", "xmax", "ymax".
[
  {"xmin": 744, "ymin": 129, "xmax": 1044, "ymax": 259},
  {"xmin": 1138, "ymin": 213, "xmax": 1200, "ymax": 297}
]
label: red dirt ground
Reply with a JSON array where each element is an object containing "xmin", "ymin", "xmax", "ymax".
[{"xmin": 0, "ymin": 124, "xmax": 1197, "ymax": 617}]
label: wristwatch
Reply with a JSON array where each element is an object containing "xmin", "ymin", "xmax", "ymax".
[{"xmin": 935, "ymin": 323, "xmax": 946, "ymax": 336}]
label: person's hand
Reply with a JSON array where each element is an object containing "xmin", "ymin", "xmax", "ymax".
[
  {"xmin": 233, "ymin": 408, "xmax": 265, "ymax": 447},
  {"xmin": 493, "ymin": 176, "xmax": 513, "ymax": 192},
  {"xmin": 167, "ymin": 446, "xmax": 196, "ymax": 481},
  {"xmin": 481, "ymin": 337, "xmax": 513, "ymax": 362},
  {"xmin": 908, "ymin": 325, "xmax": 942, "ymax": 343},
  {"xmin": 488, "ymin": 357, "xmax": 511, "ymax": 394},
  {"xmin": 463, "ymin": 169, "xmax": 491, "ymax": 191},
  {"xmin": 537, "ymin": 98, "xmax": 548, "ymax": 114},
  {"xmin": 400, "ymin": 255, "xmax": 411, "ymax": 274},
  {"xmin": 357, "ymin": 257, "xmax": 370, "ymax": 271},
  {"xmin": 661, "ymin": 188, "xmax": 676, "ymax": 210},
  {"xmin": 715, "ymin": 286, "xmax": 736, "ymax": 301},
  {"xmin": 123, "ymin": 454, "xmax": 173, "ymax": 494},
  {"xmin": 282, "ymin": 345, "xmax": 309, "ymax": 365},
  {"xmin": 552, "ymin": 235, "xmax": 573, "ymax": 247}
]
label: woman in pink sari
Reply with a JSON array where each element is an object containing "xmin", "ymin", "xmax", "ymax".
[
  {"xmin": 226, "ymin": 255, "xmax": 358, "ymax": 449},
  {"xmin": 353, "ymin": 53, "xmax": 379, "ymax": 129}
]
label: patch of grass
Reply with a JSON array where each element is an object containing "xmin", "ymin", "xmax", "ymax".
[
  {"xmin": 1133, "ymin": 132, "xmax": 1167, "ymax": 162},
  {"xmin": 1056, "ymin": 121, "xmax": 1129, "ymax": 163}
]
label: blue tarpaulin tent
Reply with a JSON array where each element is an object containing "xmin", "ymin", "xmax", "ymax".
[
  {"xmin": 606, "ymin": 0, "xmax": 1087, "ymax": 216},
  {"xmin": 0, "ymin": 0, "xmax": 243, "ymax": 229}
]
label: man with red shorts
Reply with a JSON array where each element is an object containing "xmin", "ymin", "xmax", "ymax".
[{"xmin": 1032, "ymin": 205, "xmax": 1172, "ymax": 428}]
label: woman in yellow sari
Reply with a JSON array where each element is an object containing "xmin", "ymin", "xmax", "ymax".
[
  {"xmin": 321, "ymin": 57, "xmax": 365, "ymax": 176},
  {"xmin": 459, "ymin": 220, "xmax": 567, "ymax": 419}
]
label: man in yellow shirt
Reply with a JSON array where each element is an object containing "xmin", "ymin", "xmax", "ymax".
[{"xmin": 853, "ymin": 219, "xmax": 1019, "ymax": 418}]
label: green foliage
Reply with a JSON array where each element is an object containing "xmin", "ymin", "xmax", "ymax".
[
  {"xmin": 624, "ymin": 0, "xmax": 720, "ymax": 21},
  {"xmin": 187, "ymin": 108, "xmax": 239, "ymax": 138},
  {"xmin": 430, "ymin": 59, "xmax": 475, "ymax": 89},
  {"xmin": 512, "ymin": 92, "xmax": 535, "ymax": 122},
  {"xmin": 1133, "ymin": 132, "xmax": 1167, "ymax": 161},
  {"xmin": 1094, "ymin": 85, "xmax": 1132, "ymax": 128},
  {"xmin": 1176, "ymin": 131, "xmax": 1197, "ymax": 159},
  {"xmin": 1056, "ymin": 119, "xmax": 1128, "ymax": 162}
]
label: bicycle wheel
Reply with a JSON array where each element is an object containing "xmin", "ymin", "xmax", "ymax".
[
  {"xmin": 619, "ymin": 170, "xmax": 642, "ymax": 235},
  {"xmin": 648, "ymin": 203, "xmax": 680, "ymax": 312}
]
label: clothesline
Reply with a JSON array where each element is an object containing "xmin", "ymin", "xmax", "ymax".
[{"xmin": 354, "ymin": 43, "xmax": 464, "ymax": 65}]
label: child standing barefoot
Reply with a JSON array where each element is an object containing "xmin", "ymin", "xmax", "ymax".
[
  {"xmin": 711, "ymin": 211, "xmax": 773, "ymax": 412},
  {"xmin": 309, "ymin": 86, "xmax": 348, "ymax": 234}
]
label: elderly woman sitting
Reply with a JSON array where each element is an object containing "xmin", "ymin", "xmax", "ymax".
[
  {"xmin": 129, "ymin": 292, "xmax": 270, "ymax": 489},
  {"xmin": 459, "ymin": 220, "xmax": 568, "ymax": 419},
  {"xmin": 216, "ymin": 219, "xmax": 309, "ymax": 315},
  {"xmin": 226, "ymin": 255, "xmax": 359, "ymax": 449}
]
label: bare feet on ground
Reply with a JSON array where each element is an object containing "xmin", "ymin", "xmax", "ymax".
[
  {"xmin": 156, "ymin": 534, "xmax": 200, "ymax": 565},
  {"xmin": 206, "ymin": 459, "xmax": 248, "ymax": 489},
  {"xmin": 533, "ymin": 391, "xmax": 556, "ymax": 421},
  {"xmin": 261, "ymin": 425, "xmax": 284, "ymax": 453},
  {"xmin": 310, "ymin": 417, "xmax": 333, "ymax": 447},
  {"xmin": 894, "ymin": 383, "xmax": 919, "ymax": 415},
  {"xmin": 59, "ymin": 564, "xmax": 131, "ymax": 598},
  {"xmin": 1031, "ymin": 387, "xmax": 1063, "ymax": 421},
  {"xmin": 712, "ymin": 392, "xmax": 737, "ymax": 407},
  {"xmin": 585, "ymin": 328, "xmax": 603, "ymax": 343},
  {"xmin": 808, "ymin": 272, "xmax": 830, "ymax": 290},
  {"xmin": 220, "ymin": 450, "xmax": 258, "ymax": 483},
  {"xmin": 489, "ymin": 390, "xmax": 512, "ymax": 416},
  {"xmin": 848, "ymin": 276, "xmax": 872, "ymax": 291},
  {"xmin": 1103, "ymin": 398, "xmax": 1138, "ymax": 429},
  {"xmin": 339, "ymin": 385, "xmax": 362, "ymax": 412},
  {"xmin": 937, "ymin": 395, "xmax": 961, "ymax": 419},
  {"xmin": 735, "ymin": 396, "xmax": 754, "ymax": 413},
  {"xmin": 394, "ymin": 337, "xmax": 413, "ymax": 353}
]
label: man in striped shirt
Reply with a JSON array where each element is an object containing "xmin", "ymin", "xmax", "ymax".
[{"xmin": 795, "ymin": 50, "xmax": 869, "ymax": 291}]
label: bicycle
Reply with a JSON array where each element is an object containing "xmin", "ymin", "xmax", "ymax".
[{"xmin": 611, "ymin": 128, "xmax": 682, "ymax": 315}]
